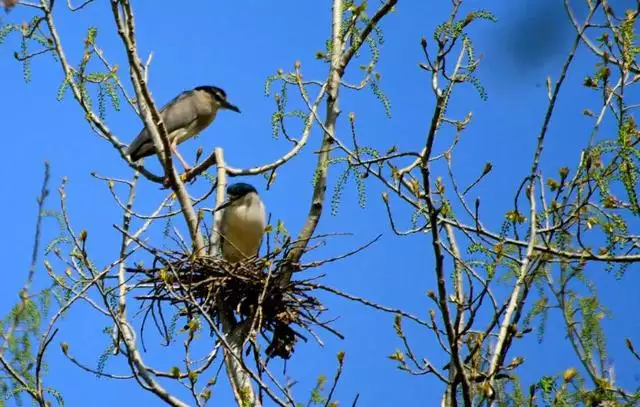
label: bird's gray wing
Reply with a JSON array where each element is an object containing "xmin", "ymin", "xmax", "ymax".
[
  {"xmin": 127, "ymin": 125, "xmax": 154, "ymax": 161},
  {"xmin": 127, "ymin": 91, "xmax": 200, "ymax": 161}
]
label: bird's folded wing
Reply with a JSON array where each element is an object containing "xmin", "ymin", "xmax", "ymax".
[{"xmin": 127, "ymin": 90, "xmax": 200, "ymax": 160}]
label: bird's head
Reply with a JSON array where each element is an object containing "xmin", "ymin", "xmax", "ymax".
[
  {"xmin": 227, "ymin": 182, "xmax": 258, "ymax": 199},
  {"xmin": 216, "ymin": 183, "xmax": 259, "ymax": 211},
  {"xmin": 195, "ymin": 85, "xmax": 241, "ymax": 113}
]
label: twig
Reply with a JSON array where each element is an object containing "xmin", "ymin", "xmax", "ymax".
[{"xmin": 302, "ymin": 283, "xmax": 431, "ymax": 328}]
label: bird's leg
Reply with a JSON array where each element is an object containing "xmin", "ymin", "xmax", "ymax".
[
  {"xmin": 160, "ymin": 144, "xmax": 193, "ymax": 188},
  {"xmin": 171, "ymin": 142, "xmax": 192, "ymax": 172}
]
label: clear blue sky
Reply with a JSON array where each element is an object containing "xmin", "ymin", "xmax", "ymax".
[{"xmin": 1, "ymin": 0, "xmax": 639, "ymax": 405}]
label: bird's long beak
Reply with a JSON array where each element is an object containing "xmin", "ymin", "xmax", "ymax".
[
  {"xmin": 215, "ymin": 199, "xmax": 232, "ymax": 212},
  {"xmin": 214, "ymin": 196, "xmax": 239, "ymax": 212},
  {"xmin": 223, "ymin": 101, "xmax": 241, "ymax": 113}
]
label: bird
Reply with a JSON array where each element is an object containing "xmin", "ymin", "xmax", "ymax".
[
  {"xmin": 217, "ymin": 183, "xmax": 266, "ymax": 263},
  {"xmin": 127, "ymin": 85, "xmax": 240, "ymax": 170}
]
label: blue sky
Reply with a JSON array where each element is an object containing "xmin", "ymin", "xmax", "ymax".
[{"xmin": 1, "ymin": 0, "xmax": 640, "ymax": 405}]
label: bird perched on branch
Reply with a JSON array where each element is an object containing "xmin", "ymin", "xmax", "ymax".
[
  {"xmin": 218, "ymin": 183, "xmax": 266, "ymax": 263},
  {"xmin": 127, "ymin": 85, "xmax": 240, "ymax": 170}
]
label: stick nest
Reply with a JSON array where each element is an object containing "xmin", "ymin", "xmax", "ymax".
[{"xmin": 131, "ymin": 253, "xmax": 334, "ymax": 360}]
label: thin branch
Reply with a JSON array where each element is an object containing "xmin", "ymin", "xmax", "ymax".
[
  {"xmin": 304, "ymin": 283, "xmax": 431, "ymax": 328},
  {"xmin": 109, "ymin": 0, "xmax": 205, "ymax": 254}
]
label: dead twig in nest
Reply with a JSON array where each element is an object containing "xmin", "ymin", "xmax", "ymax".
[{"xmin": 126, "ymin": 234, "xmax": 380, "ymax": 360}]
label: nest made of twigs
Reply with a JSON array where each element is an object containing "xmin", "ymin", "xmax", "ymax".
[{"xmin": 130, "ymin": 253, "xmax": 335, "ymax": 359}]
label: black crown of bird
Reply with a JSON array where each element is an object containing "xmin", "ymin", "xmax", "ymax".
[
  {"xmin": 227, "ymin": 182, "xmax": 258, "ymax": 198},
  {"xmin": 126, "ymin": 85, "xmax": 240, "ymax": 167},
  {"xmin": 194, "ymin": 86, "xmax": 227, "ymax": 101}
]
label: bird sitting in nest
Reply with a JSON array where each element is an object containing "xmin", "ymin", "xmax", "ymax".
[
  {"xmin": 217, "ymin": 183, "xmax": 267, "ymax": 263},
  {"xmin": 127, "ymin": 85, "xmax": 240, "ymax": 171}
]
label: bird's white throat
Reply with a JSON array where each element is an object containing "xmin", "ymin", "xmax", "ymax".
[{"xmin": 220, "ymin": 192, "xmax": 266, "ymax": 263}]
